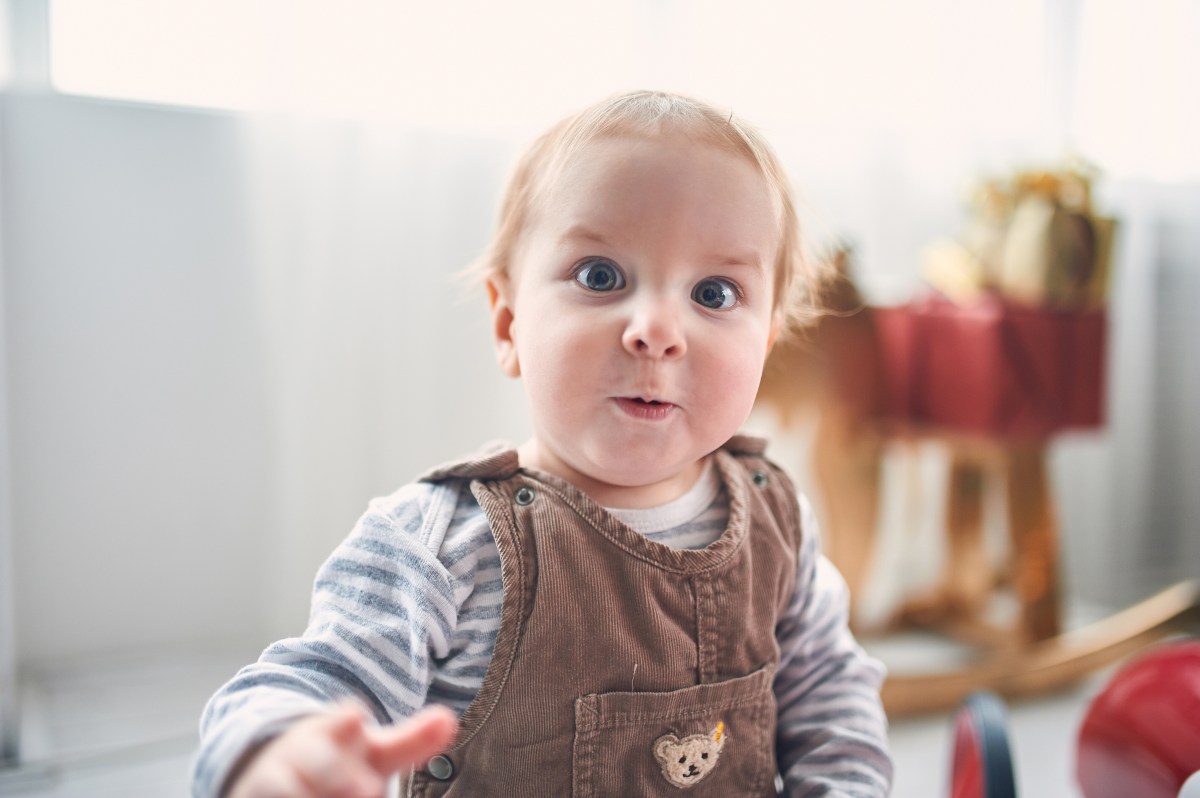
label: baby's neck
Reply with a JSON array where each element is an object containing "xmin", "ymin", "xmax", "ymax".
[{"xmin": 517, "ymin": 439, "xmax": 705, "ymax": 510}]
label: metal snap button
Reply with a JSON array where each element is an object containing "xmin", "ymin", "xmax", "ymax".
[
  {"xmin": 752, "ymin": 470, "xmax": 769, "ymax": 487},
  {"xmin": 427, "ymin": 754, "xmax": 454, "ymax": 780},
  {"xmin": 514, "ymin": 486, "xmax": 536, "ymax": 506}
]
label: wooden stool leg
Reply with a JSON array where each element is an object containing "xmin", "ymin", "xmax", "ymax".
[
  {"xmin": 894, "ymin": 452, "xmax": 1007, "ymax": 647},
  {"xmin": 945, "ymin": 456, "xmax": 991, "ymax": 618},
  {"xmin": 1005, "ymin": 444, "xmax": 1062, "ymax": 642},
  {"xmin": 813, "ymin": 403, "xmax": 881, "ymax": 613}
]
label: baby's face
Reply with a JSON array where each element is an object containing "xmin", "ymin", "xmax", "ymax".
[{"xmin": 490, "ymin": 134, "xmax": 781, "ymax": 506}]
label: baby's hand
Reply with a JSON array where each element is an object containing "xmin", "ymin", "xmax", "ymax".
[{"xmin": 226, "ymin": 702, "xmax": 458, "ymax": 798}]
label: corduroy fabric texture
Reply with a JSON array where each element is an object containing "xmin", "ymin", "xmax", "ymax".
[{"xmin": 407, "ymin": 435, "xmax": 801, "ymax": 797}]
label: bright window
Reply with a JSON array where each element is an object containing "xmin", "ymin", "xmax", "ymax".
[
  {"xmin": 49, "ymin": 0, "xmax": 643, "ymax": 134},
  {"xmin": 1072, "ymin": 0, "xmax": 1200, "ymax": 182},
  {"xmin": 48, "ymin": 0, "xmax": 1046, "ymax": 142},
  {"xmin": 52, "ymin": 1, "xmax": 1199, "ymax": 180}
]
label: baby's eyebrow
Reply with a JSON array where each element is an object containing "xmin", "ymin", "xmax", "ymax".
[
  {"xmin": 711, "ymin": 253, "xmax": 766, "ymax": 273},
  {"xmin": 560, "ymin": 225, "xmax": 610, "ymax": 246},
  {"xmin": 700, "ymin": 249, "xmax": 771, "ymax": 280},
  {"xmin": 563, "ymin": 225, "xmax": 767, "ymax": 273},
  {"xmin": 559, "ymin": 224, "xmax": 600, "ymax": 240},
  {"xmin": 678, "ymin": 234, "xmax": 773, "ymax": 274}
]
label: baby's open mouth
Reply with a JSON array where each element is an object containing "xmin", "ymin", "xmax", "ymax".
[{"xmin": 613, "ymin": 396, "xmax": 677, "ymax": 419}]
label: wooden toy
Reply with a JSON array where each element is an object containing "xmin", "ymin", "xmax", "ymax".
[{"xmin": 756, "ymin": 167, "xmax": 1200, "ymax": 716}]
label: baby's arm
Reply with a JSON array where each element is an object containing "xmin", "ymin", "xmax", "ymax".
[
  {"xmin": 773, "ymin": 497, "xmax": 893, "ymax": 797},
  {"xmin": 224, "ymin": 703, "xmax": 456, "ymax": 798},
  {"xmin": 193, "ymin": 483, "xmax": 463, "ymax": 798}
]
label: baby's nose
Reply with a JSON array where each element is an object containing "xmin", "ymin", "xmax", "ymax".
[{"xmin": 622, "ymin": 302, "xmax": 686, "ymax": 359}]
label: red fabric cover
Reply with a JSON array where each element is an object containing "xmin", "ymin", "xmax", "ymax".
[{"xmin": 871, "ymin": 295, "xmax": 1106, "ymax": 440}]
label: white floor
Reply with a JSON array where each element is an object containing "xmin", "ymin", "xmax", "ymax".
[
  {"xmin": 0, "ymin": 648, "xmax": 255, "ymax": 798},
  {"xmin": 888, "ymin": 676, "xmax": 1103, "ymax": 797},
  {"xmin": 0, "ymin": 642, "xmax": 1116, "ymax": 797}
]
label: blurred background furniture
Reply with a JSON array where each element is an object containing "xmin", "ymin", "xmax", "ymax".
[{"xmin": 757, "ymin": 169, "xmax": 1200, "ymax": 716}]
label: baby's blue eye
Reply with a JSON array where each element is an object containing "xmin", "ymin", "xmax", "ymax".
[
  {"xmin": 692, "ymin": 278, "xmax": 738, "ymax": 310},
  {"xmin": 574, "ymin": 258, "xmax": 626, "ymax": 292}
]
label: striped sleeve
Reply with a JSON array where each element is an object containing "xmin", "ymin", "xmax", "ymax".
[
  {"xmin": 191, "ymin": 479, "xmax": 465, "ymax": 798},
  {"xmin": 774, "ymin": 495, "xmax": 894, "ymax": 797}
]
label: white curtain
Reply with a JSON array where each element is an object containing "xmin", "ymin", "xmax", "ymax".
[
  {"xmin": 1100, "ymin": 182, "xmax": 1200, "ymax": 602},
  {"xmin": 1056, "ymin": 0, "xmax": 1200, "ymax": 604},
  {"xmin": 0, "ymin": 132, "xmax": 17, "ymax": 764},
  {"xmin": 238, "ymin": 118, "xmax": 533, "ymax": 636}
]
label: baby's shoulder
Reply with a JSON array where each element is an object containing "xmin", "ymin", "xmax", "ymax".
[
  {"xmin": 359, "ymin": 478, "xmax": 492, "ymax": 563},
  {"xmin": 364, "ymin": 479, "xmax": 457, "ymax": 532}
]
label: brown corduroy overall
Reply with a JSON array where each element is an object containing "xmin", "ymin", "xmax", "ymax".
[{"xmin": 406, "ymin": 435, "xmax": 803, "ymax": 797}]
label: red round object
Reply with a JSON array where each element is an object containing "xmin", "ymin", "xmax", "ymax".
[
  {"xmin": 951, "ymin": 692, "xmax": 1015, "ymax": 798},
  {"xmin": 952, "ymin": 713, "xmax": 985, "ymax": 798},
  {"xmin": 1077, "ymin": 639, "xmax": 1200, "ymax": 798}
]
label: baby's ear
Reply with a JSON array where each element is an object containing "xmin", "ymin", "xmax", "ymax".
[
  {"xmin": 766, "ymin": 311, "xmax": 784, "ymax": 353},
  {"xmin": 486, "ymin": 276, "xmax": 521, "ymax": 378}
]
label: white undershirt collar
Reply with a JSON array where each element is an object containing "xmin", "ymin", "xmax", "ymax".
[{"xmin": 603, "ymin": 458, "xmax": 720, "ymax": 535}]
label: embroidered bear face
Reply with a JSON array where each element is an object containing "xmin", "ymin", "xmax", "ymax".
[{"xmin": 653, "ymin": 722, "xmax": 727, "ymax": 788}]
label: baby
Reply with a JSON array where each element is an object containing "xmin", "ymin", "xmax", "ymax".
[{"xmin": 194, "ymin": 90, "xmax": 892, "ymax": 797}]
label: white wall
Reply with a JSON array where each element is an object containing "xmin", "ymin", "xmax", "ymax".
[
  {"xmin": 1, "ymin": 92, "xmax": 531, "ymax": 667},
  {"xmin": 4, "ymin": 94, "xmax": 271, "ymax": 663},
  {"xmin": 0, "ymin": 93, "xmax": 19, "ymax": 763}
]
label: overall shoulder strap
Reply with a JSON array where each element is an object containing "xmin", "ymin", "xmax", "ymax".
[
  {"xmin": 416, "ymin": 440, "xmax": 521, "ymax": 483},
  {"xmin": 720, "ymin": 434, "xmax": 805, "ymax": 551},
  {"xmin": 722, "ymin": 433, "xmax": 768, "ymax": 456}
]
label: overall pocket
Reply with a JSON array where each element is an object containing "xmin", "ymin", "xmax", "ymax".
[{"xmin": 571, "ymin": 666, "xmax": 777, "ymax": 797}]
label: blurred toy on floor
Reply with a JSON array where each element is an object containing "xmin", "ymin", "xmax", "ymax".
[
  {"xmin": 1077, "ymin": 639, "xmax": 1200, "ymax": 798},
  {"xmin": 947, "ymin": 639, "xmax": 1200, "ymax": 798}
]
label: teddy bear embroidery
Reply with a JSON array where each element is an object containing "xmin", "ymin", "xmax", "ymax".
[{"xmin": 653, "ymin": 721, "xmax": 727, "ymax": 788}]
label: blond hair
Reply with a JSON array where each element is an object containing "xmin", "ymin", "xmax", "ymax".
[{"xmin": 474, "ymin": 90, "xmax": 816, "ymax": 329}]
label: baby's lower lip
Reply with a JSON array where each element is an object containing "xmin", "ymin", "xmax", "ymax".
[{"xmin": 613, "ymin": 397, "xmax": 676, "ymax": 420}]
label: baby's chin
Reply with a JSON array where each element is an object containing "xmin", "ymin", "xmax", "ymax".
[
  {"xmin": 523, "ymin": 435, "xmax": 719, "ymax": 506},
  {"xmin": 569, "ymin": 453, "xmax": 707, "ymax": 508}
]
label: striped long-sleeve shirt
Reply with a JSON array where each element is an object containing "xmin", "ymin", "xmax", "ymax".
[{"xmin": 193, "ymin": 459, "xmax": 892, "ymax": 797}]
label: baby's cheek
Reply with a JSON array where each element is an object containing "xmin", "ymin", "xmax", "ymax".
[{"xmin": 706, "ymin": 356, "xmax": 767, "ymax": 408}]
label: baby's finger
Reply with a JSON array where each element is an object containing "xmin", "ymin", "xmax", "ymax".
[
  {"xmin": 228, "ymin": 757, "xmax": 313, "ymax": 798},
  {"xmin": 281, "ymin": 711, "xmax": 382, "ymax": 798},
  {"xmin": 367, "ymin": 705, "xmax": 459, "ymax": 776},
  {"xmin": 325, "ymin": 701, "xmax": 372, "ymax": 744},
  {"xmin": 297, "ymin": 758, "xmax": 387, "ymax": 798}
]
